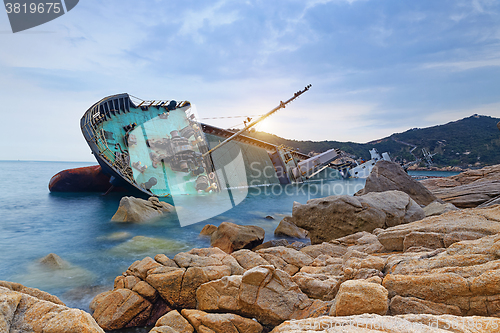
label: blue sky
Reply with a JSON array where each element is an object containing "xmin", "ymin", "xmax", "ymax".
[{"xmin": 1, "ymin": 0, "xmax": 500, "ymax": 161}]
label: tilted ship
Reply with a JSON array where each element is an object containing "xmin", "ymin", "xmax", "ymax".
[{"xmin": 78, "ymin": 85, "xmax": 353, "ymax": 200}]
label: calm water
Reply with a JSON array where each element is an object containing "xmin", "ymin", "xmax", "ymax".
[
  {"xmin": 0, "ymin": 160, "xmax": 368, "ymax": 312},
  {"xmin": 0, "ymin": 161, "xmax": 458, "ymax": 321}
]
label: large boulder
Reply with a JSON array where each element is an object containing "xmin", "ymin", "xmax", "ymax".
[
  {"xmin": 355, "ymin": 160, "xmax": 439, "ymax": 206},
  {"xmin": 111, "ymin": 196, "xmax": 174, "ymax": 222},
  {"xmin": 290, "ymin": 190, "xmax": 424, "ymax": 244},
  {"xmin": 210, "ymin": 222, "xmax": 265, "ymax": 253},
  {"xmin": 1, "ymin": 286, "xmax": 104, "ymax": 333},
  {"xmin": 375, "ymin": 205, "xmax": 500, "ymax": 252}
]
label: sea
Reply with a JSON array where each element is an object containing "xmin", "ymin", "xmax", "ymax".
[{"xmin": 0, "ymin": 160, "xmax": 458, "ymax": 329}]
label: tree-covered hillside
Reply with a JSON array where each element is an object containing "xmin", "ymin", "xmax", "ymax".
[{"xmin": 246, "ymin": 115, "xmax": 500, "ymax": 167}]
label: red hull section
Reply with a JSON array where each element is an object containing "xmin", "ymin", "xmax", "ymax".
[{"xmin": 49, "ymin": 165, "xmax": 113, "ymax": 192}]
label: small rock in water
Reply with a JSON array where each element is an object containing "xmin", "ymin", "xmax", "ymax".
[
  {"xmin": 39, "ymin": 253, "xmax": 69, "ymax": 269},
  {"xmin": 13, "ymin": 254, "xmax": 96, "ymax": 290},
  {"xmin": 97, "ymin": 231, "xmax": 132, "ymax": 241},
  {"xmin": 111, "ymin": 196, "xmax": 174, "ymax": 223},
  {"xmin": 109, "ymin": 236, "xmax": 189, "ymax": 257},
  {"xmin": 265, "ymin": 215, "xmax": 274, "ymax": 219}
]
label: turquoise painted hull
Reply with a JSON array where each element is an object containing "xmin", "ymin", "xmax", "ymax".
[{"xmin": 80, "ymin": 94, "xmax": 286, "ymax": 198}]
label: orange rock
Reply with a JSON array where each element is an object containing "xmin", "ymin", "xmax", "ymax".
[{"xmin": 332, "ymin": 280, "xmax": 388, "ymax": 316}]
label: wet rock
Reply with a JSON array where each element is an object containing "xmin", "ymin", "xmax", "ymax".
[
  {"xmin": 375, "ymin": 206, "xmax": 500, "ymax": 251},
  {"xmin": 331, "ymin": 279, "xmax": 388, "ymax": 316},
  {"xmin": 182, "ymin": 309, "xmax": 263, "ymax": 333},
  {"xmin": 423, "ymin": 201, "xmax": 458, "ymax": 217},
  {"xmin": 111, "ymin": 196, "xmax": 174, "ymax": 223},
  {"xmin": 200, "ymin": 224, "xmax": 218, "ymax": 237},
  {"xmin": 210, "ymin": 222, "xmax": 265, "ymax": 253},
  {"xmin": 2, "ymin": 286, "xmax": 105, "ymax": 333},
  {"xmin": 389, "ymin": 295, "xmax": 461, "ymax": 315},
  {"xmin": 291, "ymin": 190, "xmax": 424, "ymax": 244},
  {"xmin": 274, "ymin": 217, "xmax": 309, "ymax": 239},
  {"xmin": 355, "ymin": 160, "xmax": 439, "ymax": 206}
]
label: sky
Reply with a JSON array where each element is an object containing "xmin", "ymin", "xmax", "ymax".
[{"xmin": 1, "ymin": 0, "xmax": 500, "ymax": 162}]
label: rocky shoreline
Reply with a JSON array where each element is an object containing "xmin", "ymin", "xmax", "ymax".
[{"xmin": 4, "ymin": 161, "xmax": 500, "ymax": 332}]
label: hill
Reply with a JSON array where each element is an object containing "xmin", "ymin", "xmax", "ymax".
[{"xmin": 246, "ymin": 115, "xmax": 500, "ymax": 167}]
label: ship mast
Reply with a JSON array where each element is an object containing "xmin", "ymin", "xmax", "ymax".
[{"xmin": 202, "ymin": 84, "xmax": 312, "ymax": 157}]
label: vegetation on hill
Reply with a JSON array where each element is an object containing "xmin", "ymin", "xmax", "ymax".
[{"xmin": 246, "ymin": 115, "xmax": 500, "ymax": 167}]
